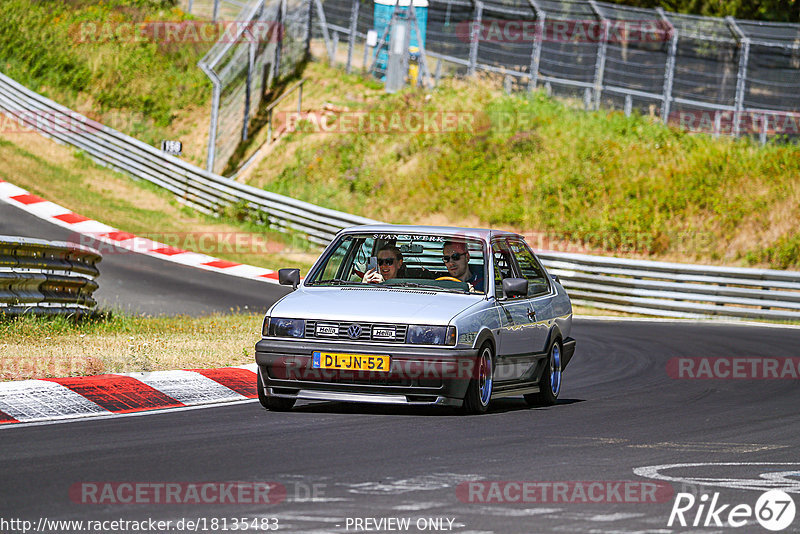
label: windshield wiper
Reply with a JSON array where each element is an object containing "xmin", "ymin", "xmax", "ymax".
[
  {"xmin": 388, "ymin": 282, "xmax": 468, "ymax": 293},
  {"xmin": 312, "ymin": 278, "xmax": 359, "ymax": 285}
]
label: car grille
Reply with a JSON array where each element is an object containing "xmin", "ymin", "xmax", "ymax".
[{"xmin": 305, "ymin": 320, "xmax": 408, "ymax": 343}]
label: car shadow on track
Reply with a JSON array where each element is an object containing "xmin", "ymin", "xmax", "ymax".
[{"xmin": 288, "ymin": 397, "xmax": 585, "ymax": 417}]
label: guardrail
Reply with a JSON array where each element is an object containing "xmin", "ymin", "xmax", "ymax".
[
  {"xmin": 538, "ymin": 251, "xmax": 800, "ymax": 322},
  {"xmin": 2, "ymin": 70, "xmax": 799, "ymax": 322},
  {"xmin": 0, "ymin": 236, "xmax": 101, "ymax": 316},
  {"xmin": 0, "ymin": 71, "xmax": 377, "ymax": 246}
]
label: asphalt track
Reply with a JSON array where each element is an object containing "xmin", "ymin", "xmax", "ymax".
[
  {"xmin": 0, "ymin": 202, "xmax": 290, "ymax": 315},
  {"xmin": 2, "ymin": 202, "xmax": 800, "ymax": 532},
  {"xmin": 2, "ymin": 322, "xmax": 800, "ymax": 531}
]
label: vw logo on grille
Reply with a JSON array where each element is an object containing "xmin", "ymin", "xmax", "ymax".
[{"xmin": 347, "ymin": 324, "xmax": 362, "ymax": 339}]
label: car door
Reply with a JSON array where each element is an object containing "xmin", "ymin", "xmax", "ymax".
[
  {"xmin": 507, "ymin": 238, "xmax": 553, "ymax": 367},
  {"xmin": 491, "ymin": 238, "xmax": 535, "ymax": 383}
]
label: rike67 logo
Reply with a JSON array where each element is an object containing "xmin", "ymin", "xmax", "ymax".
[{"xmin": 669, "ymin": 490, "xmax": 796, "ymax": 531}]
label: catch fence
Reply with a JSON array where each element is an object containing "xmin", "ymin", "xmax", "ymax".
[
  {"xmin": 317, "ymin": 0, "xmax": 800, "ymax": 141},
  {"xmin": 182, "ymin": 0, "xmax": 312, "ymax": 174}
]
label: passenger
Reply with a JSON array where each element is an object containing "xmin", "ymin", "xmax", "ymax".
[
  {"xmin": 363, "ymin": 244, "xmax": 404, "ymax": 284},
  {"xmin": 442, "ymin": 240, "xmax": 484, "ymax": 291}
]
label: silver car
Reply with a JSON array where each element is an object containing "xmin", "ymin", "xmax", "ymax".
[{"xmin": 255, "ymin": 225, "xmax": 576, "ymax": 414}]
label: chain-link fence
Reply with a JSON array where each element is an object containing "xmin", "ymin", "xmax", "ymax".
[
  {"xmin": 181, "ymin": 0, "xmax": 253, "ymax": 21},
  {"xmin": 180, "ymin": 0, "xmax": 311, "ymax": 174},
  {"xmin": 317, "ymin": 0, "xmax": 800, "ymax": 141}
]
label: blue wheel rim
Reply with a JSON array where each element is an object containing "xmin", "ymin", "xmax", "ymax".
[
  {"xmin": 550, "ymin": 344, "xmax": 561, "ymax": 396},
  {"xmin": 479, "ymin": 348, "xmax": 493, "ymax": 406}
]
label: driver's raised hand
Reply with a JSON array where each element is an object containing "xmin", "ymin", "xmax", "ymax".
[{"xmin": 362, "ymin": 269, "xmax": 385, "ymax": 284}]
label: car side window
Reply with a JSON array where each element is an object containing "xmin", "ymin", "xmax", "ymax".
[
  {"xmin": 318, "ymin": 240, "xmax": 350, "ymax": 281},
  {"xmin": 351, "ymin": 238, "xmax": 376, "ymax": 280},
  {"xmin": 492, "ymin": 240, "xmax": 514, "ymax": 299},
  {"xmin": 508, "ymin": 240, "xmax": 549, "ymax": 297},
  {"xmin": 317, "ymin": 237, "xmax": 374, "ymax": 281}
]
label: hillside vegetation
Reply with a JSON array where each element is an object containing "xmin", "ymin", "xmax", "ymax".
[
  {"xmin": 1, "ymin": 0, "xmax": 797, "ymax": 269},
  {"xmin": 247, "ymin": 61, "xmax": 800, "ymax": 269},
  {"xmin": 0, "ymin": 0, "xmax": 211, "ymax": 162},
  {"xmin": 618, "ymin": 0, "xmax": 800, "ymax": 23}
]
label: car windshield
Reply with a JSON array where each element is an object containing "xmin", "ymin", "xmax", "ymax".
[{"xmin": 306, "ymin": 232, "xmax": 488, "ymax": 294}]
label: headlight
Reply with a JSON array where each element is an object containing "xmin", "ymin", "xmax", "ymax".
[
  {"xmin": 266, "ymin": 317, "xmax": 305, "ymax": 338},
  {"xmin": 406, "ymin": 325, "xmax": 456, "ymax": 346}
]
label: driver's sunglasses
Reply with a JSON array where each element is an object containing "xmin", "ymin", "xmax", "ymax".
[
  {"xmin": 442, "ymin": 252, "xmax": 466, "ymax": 263},
  {"xmin": 377, "ymin": 258, "xmax": 395, "ymax": 266}
]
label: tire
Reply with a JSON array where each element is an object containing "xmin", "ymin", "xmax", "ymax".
[
  {"xmin": 257, "ymin": 366, "xmax": 295, "ymax": 412},
  {"xmin": 462, "ymin": 343, "xmax": 494, "ymax": 415},
  {"xmin": 524, "ymin": 339, "xmax": 562, "ymax": 407}
]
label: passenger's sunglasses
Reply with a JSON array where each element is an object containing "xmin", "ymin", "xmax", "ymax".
[
  {"xmin": 442, "ymin": 252, "xmax": 466, "ymax": 263},
  {"xmin": 377, "ymin": 258, "xmax": 396, "ymax": 266}
]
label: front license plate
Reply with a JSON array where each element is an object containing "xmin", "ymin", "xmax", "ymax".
[{"xmin": 312, "ymin": 351, "xmax": 390, "ymax": 372}]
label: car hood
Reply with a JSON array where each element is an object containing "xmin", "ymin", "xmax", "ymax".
[{"xmin": 269, "ymin": 286, "xmax": 485, "ymax": 324}]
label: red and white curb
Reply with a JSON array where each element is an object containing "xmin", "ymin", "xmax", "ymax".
[
  {"xmin": 0, "ymin": 365, "xmax": 259, "ymax": 425},
  {"xmin": 0, "ymin": 178, "xmax": 281, "ymax": 283}
]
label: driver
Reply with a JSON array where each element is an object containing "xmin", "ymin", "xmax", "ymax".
[
  {"xmin": 442, "ymin": 240, "xmax": 484, "ymax": 291},
  {"xmin": 363, "ymin": 244, "xmax": 404, "ymax": 284}
]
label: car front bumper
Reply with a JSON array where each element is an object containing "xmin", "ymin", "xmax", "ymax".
[{"xmin": 255, "ymin": 338, "xmax": 480, "ymax": 406}]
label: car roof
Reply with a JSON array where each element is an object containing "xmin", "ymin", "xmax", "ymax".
[{"xmin": 343, "ymin": 224, "xmax": 521, "ymax": 241}]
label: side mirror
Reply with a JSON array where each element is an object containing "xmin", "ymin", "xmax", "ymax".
[
  {"xmin": 551, "ymin": 273, "xmax": 560, "ymax": 284},
  {"xmin": 278, "ymin": 268, "xmax": 300, "ymax": 290},
  {"xmin": 502, "ymin": 277, "xmax": 528, "ymax": 298}
]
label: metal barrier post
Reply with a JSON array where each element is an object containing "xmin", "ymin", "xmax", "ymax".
[
  {"xmin": 200, "ymin": 66, "xmax": 222, "ymax": 173},
  {"xmin": 527, "ymin": 0, "xmax": 544, "ymax": 91},
  {"xmin": 657, "ymin": 8, "xmax": 678, "ymax": 124},
  {"xmin": 306, "ymin": 0, "xmax": 314, "ymax": 58},
  {"xmin": 409, "ymin": 4, "xmax": 433, "ymax": 88},
  {"xmin": 274, "ymin": 0, "xmax": 287, "ymax": 78},
  {"xmin": 588, "ymin": 0, "xmax": 608, "ymax": 110},
  {"xmin": 213, "ymin": 0, "xmax": 220, "ymax": 21},
  {"xmin": 727, "ymin": 16, "xmax": 750, "ymax": 138},
  {"xmin": 346, "ymin": 0, "xmax": 360, "ymax": 73},
  {"xmin": 468, "ymin": 1, "xmax": 483, "ymax": 77},
  {"xmin": 298, "ymin": 80, "xmax": 303, "ymax": 113},
  {"xmin": 243, "ymin": 35, "xmax": 256, "ymax": 141},
  {"xmin": 314, "ymin": 0, "xmax": 334, "ymax": 61}
]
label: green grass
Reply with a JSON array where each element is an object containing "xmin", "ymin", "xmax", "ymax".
[
  {"xmin": 0, "ymin": 0, "xmax": 212, "ymax": 144},
  {"xmin": 0, "ymin": 130, "xmax": 319, "ymax": 274},
  {"xmin": 249, "ymin": 62, "xmax": 800, "ymax": 269},
  {"xmin": 0, "ymin": 312, "xmax": 262, "ymax": 380}
]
